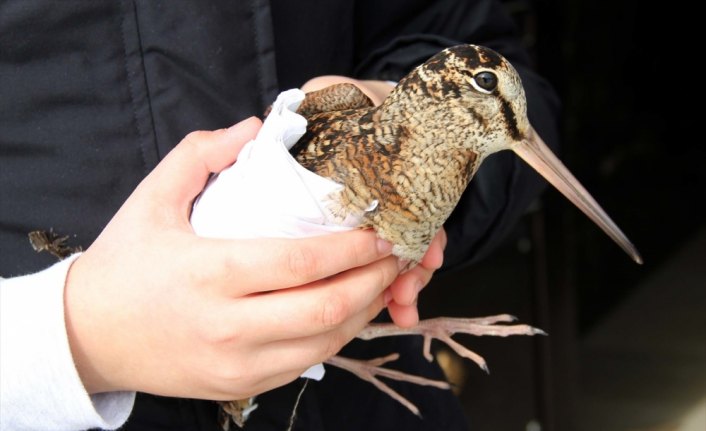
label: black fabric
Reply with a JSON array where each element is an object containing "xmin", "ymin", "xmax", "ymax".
[
  {"xmin": 0, "ymin": 0, "xmax": 278, "ymax": 276},
  {"xmin": 0, "ymin": 0, "xmax": 560, "ymax": 429}
]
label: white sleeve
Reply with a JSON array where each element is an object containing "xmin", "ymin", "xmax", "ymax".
[{"xmin": 0, "ymin": 254, "xmax": 135, "ymax": 431}]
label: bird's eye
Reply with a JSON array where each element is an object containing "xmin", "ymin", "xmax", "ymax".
[{"xmin": 472, "ymin": 71, "xmax": 498, "ymax": 93}]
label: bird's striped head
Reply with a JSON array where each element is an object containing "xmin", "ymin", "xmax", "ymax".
[
  {"xmin": 389, "ymin": 44, "xmax": 642, "ymax": 264},
  {"xmin": 393, "ymin": 44, "xmax": 529, "ymax": 156}
]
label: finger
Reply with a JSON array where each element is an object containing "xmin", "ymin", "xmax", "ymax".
[
  {"xmin": 387, "ymin": 228, "xmax": 445, "ymax": 306},
  {"xmin": 438, "ymin": 227, "xmax": 448, "ymax": 249},
  {"xmin": 387, "ymin": 264, "xmax": 432, "ymax": 307},
  {"xmin": 420, "ymin": 228, "xmax": 446, "ymax": 270},
  {"xmin": 358, "ymin": 80, "xmax": 395, "ymax": 105},
  {"xmin": 301, "ymin": 75, "xmax": 357, "ymax": 93},
  {"xmin": 194, "ymin": 230, "xmax": 394, "ymax": 295},
  {"xmin": 222, "ymin": 256, "xmax": 397, "ymax": 342},
  {"xmin": 145, "ymin": 117, "xmax": 262, "ymax": 207},
  {"xmin": 387, "ymin": 300, "xmax": 420, "ymax": 328},
  {"xmin": 253, "ymin": 301, "xmax": 386, "ymax": 375},
  {"xmin": 300, "ymin": 77, "xmax": 394, "ymax": 106},
  {"xmin": 208, "ymin": 296, "xmax": 386, "ymax": 400}
]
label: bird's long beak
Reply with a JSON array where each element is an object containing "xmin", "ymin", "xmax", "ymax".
[{"xmin": 512, "ymin": 126, "xmax": 643, "ymax": 264}]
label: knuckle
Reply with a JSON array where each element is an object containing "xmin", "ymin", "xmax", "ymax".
[
  {"xmin": 191, "ymin": 306, "xmax": 245, "ymax": 347},
  {"xmin": 376, "ymin": 258, "xmax": 398, "ymax": 288},
  {"xmin": 319, "ymin": 293, "xmax": 349, "ymax": 329},
  {"xmin": 219, "ymin": 252, "xmax": 240, "ymax": 279},
  {"xmin": 198, "ymin": 316, "xmax": 240, "ymax": 346},
  {"xmin": 367, "ymin": 297, "xmax": 386, "ymax": 321},
  {"xmin": 321, "ymin": 330, "xmax": 347, "ymax": 359},
  {"xmin": 181, "ymin": 130, "xmax": 211, "ymax": 157},
  {"xmin": 219, "ymin": 360, "xmax": 247, "ymax": 384},
  {"xmin": 351, "ymin": 234, "xmax": 372, "ymax": 265},
  {"xmin": 203, "ymin": 248, "xmax": 243, "ymax": 288},
  {"xmin": 285, "ymin": 245, "xmax": 318, "ymax": 281},
  {"xmin": 183, "ymin": 130, "xmax": 209, "ymax": 144},
  {"xmin": 196, "ymin": 257, "xmax": 228, "ymax": 290}
]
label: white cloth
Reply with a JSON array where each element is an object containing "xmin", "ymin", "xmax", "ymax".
[
  {"xmin": 0, "ymin": 255, "xmax": 135, "ymax": 431},
  {"xmin": 191, "ymin": 89, "xmax": 375, "ymax": 239},
  {"xmin": 191, "ymin": 89, "xmax": 377, "ymax": 381}
]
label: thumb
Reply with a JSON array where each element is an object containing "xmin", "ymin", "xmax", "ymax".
[{"xmin": 143, "ymin": 117, "xmax": 262, "ymax": 209}]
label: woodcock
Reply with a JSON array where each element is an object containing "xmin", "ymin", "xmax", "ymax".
[{"xmin": 217, "ymin": 44, "xmax": 642, "ymax": 428}]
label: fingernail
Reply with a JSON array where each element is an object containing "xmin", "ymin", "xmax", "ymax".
[
  {"xmin": 415, "ymin": 279, "xmax": 424, "ymax": 293},
  {"xmin": 377, "ymin": 239, "xmax": 393, "ymax": 255},
  {"xmin": 397, "ymin": 259, "xmax": 410, "ymax": 271},
  {"xmin": 383, "ymin": 290, "xmax": 393, "ymax": 305},
  {"xmin": 225, "ymin": 116, "xmax": 260, "ymax": 135}
]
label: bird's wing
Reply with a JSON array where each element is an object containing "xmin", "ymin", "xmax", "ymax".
[
  {"xmin": 296, "ymin": 83, "xmax": 374, "ymax": 117},
  {"xmin": 290, "ymin": 108, "xmax": 372, "ymax": 171}
]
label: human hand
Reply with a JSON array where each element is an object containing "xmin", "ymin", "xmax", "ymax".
[
  {"xmin": 301, "ymin": 75, "xmax": 395, "ymax": 106},
  {"xmin": 301, "ymin": 76, "xmax": 448, "ymax": 328},
  {"xmin": 386, "ymin": 229, "xmax": 447, "ymax": 328},
  {"xmin": 64, "ymin": 117, "xmax": 400, "ymax": 401}
]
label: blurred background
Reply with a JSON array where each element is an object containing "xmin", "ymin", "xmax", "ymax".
[{"xmin": 421, "ymin": 1, "xmax": 706, "ymax": 430}]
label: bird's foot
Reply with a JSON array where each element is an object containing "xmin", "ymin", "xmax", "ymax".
[
  {"xmin": 357, "ymin": 314, "xmax": 546, "ymax": 372},
  {"xmin": 325, "ymin": 353, "xmax": 450, "ymax": 417},
  {"xmin": 28, "ymin": 229, "xmax": 82, "ymax": 260},
  {"xmin": 218, "ymin": 398, "xmax": 258, "ymax": 430}
]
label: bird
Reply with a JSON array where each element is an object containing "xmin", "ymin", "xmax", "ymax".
[
  {"xmin": 217, "ymin": 44, "xmax": 642, "ymax": 428},
  {"xmin": 290, "ymin": 44, "xmax": 642, "ymax": 265}
]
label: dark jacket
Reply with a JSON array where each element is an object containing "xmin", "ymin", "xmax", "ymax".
[{"xmin": 0, "ymin": 1, "xmax": 559, "ymax": 429}]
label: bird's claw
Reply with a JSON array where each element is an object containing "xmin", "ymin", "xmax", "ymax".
[
  {"xmin": 357, "ymin": 315, "xmax": 546, "ymax": 373},
  {"xmin": 325, "ymin": 353, "xmax": 450, "ymax": 417},
  {"xmin": 324, "ymin": 315, "xmax": 544, "ymax": 415}
]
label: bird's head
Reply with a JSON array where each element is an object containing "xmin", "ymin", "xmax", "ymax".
[
  {"xmin": 391, "ymin": 44, "xmax": 530, "ymax": 156},
  {"xmin": 392, "ymin": 44, "xmax": 642, "ymax": 264}
]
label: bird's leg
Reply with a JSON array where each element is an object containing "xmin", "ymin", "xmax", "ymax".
[
  {"xmin": 322, "ymin": 315, "xmax": 542, "ymax": 416},
  {"xmin": 217, "ymin": 315, "xmax": 542, "ymax": 423},
  {"xmin": 325, "ymin": 353, "xmax": 451, "ymax": 417},
  {"xmin": 357, "ymin": 315, "xmax": 546, "ymax": 372}
]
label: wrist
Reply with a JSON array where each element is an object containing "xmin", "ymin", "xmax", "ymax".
[{"xmin": 64, "ymin": 253, "xmax": 118, "ymax": 394}]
